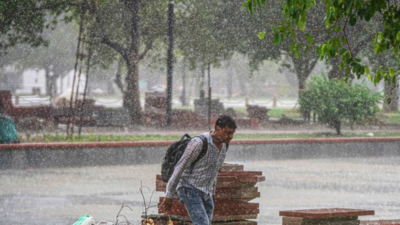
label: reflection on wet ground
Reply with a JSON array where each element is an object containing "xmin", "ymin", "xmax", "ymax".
[{"xmin": 1, "ymin": 156, "xmax": 399, "ymax": 224}]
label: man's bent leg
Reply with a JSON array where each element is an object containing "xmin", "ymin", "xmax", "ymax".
[
  {"xmin": 203, "ymin": 193, "xmax": 214, "ymax": 224},
  {"xmin": 177, "ymin": 187, "xmax": 211, "ymax": 225}
]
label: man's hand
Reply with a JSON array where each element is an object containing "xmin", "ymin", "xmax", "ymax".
[{"xmin": 160, "ymin": 197, "xmax": 173, "ymax": 213}]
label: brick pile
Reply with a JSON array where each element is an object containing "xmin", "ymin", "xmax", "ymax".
[
  {"xmin": 279, "ymin": 208, "xmax": 375, "ymax": 225},
  {"xmin": 155, "ymin": 163, "xmax": 265, "ymax": 225}
]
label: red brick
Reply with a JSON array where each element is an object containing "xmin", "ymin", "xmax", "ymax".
[{"xmin": 279, "ymin": 208, "xmax": 374, "ymax": 218}]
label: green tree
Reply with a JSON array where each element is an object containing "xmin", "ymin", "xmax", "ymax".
[
  {"xmin": 299, "ymin": 76, "xmax": 381, "ymax": 134},
  {"xmin": 360, "ymin": 42, "xmax": 399, "ymax": 112},
  {"xmin": 223, "ymin": 1, "xmax": 324, "ymax": 97},
  {"xmin": 86, "ymin": 0, "xmax": 168, "ymax": 125},
  {"xmin": 175, "ymin": 0, "xmax": 234, "ymax": 96},
  {"xmin": 1, "ymin": 0, "xmax": 168, "ymax": 125},
  {"xmin": 243, "ymin": 0, "xmax": 400, "ymax": 87},
  {"xmin": 0, "ymin": 0, "xmax": 76, "ymax": 54},
  {"xmin": 15, "ymin": 21, "xmax": 76, "ymax": 98}
]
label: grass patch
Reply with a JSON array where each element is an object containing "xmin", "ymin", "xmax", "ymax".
[
  {"xmin": 379, "ymin": 111, "xmax": 400, "ymax": 124},
  {"xmin": 173, "ymin": 106, "xmax": 301, "ymax": 119},
  {"xmin": 22, "ymin": 133, "xmax": 186, "ymax": 143},
  {"xmin": 268, "ymin": 107, "xmax": 301, "ymax": 118},
  {"xmin": 21, "ymin": 131, "xmax": 400, "ymax": 143}
]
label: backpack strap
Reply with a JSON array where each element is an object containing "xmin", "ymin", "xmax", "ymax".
[
  {"xmin": 181, "ymin": 133, "xmax": 191, "ymax": 141},
  {"xmin": 190, "ymin": 135, "xmax": 208, "ymax": 172}
]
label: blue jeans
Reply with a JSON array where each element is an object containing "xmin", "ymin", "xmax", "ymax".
[{"xmin": 177, "ymin": 187, "xmax": 214, "ymax": 225}]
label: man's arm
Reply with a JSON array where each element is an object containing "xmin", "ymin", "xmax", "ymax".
[
  {"xmin": 165, "ymin": 138, "xmax": 203, "ymax": 198},
  {"xmin": 161, "ymin": 138, "xmax": 203, "ymax": 212}
]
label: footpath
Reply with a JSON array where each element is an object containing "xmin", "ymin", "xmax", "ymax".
[{"xmin": 38, "ymin": 123, "xmax": 400, "ymax": 136}]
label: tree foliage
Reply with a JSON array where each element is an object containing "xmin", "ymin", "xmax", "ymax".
[
  {"xmin": 299, "ymin": 76, "xmax": 381, "ymax": 134},
  {"xmin": 0, "ymin": 0, "xmax": 78, "ymax": 54},
  {"xmin": 242, "ymin": 0, "xmax": 400, "ymax": 86}
]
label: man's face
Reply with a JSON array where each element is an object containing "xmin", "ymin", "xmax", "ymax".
[{"xmin": 216, "ymin": 126, "xmax": 236, "ymax": 143}]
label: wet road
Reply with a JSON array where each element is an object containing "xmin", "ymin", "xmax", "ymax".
[{"xmin": 1, "ymin": 156, "xmax": 399, "ymax": 224}]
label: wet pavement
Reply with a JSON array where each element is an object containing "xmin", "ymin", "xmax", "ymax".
[{"xmin": 1, "ymin": 156, "xmax": 399, "ymax": 224}]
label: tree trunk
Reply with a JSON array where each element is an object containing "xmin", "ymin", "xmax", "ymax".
[
  {"xmin": 44, "ymin": 66, "xmax": 51, "ymax": 96},
  {"xmin": 298, "ymin": 73, "xmax": 307, "ymax": 98},
  {"xmin": 283, "ymin": 43, "xmax": 319, "ymax": 98},
  {"xmin": 238, "ymin": 78, "xmax": 247, "ymax": 97},
  {"xmin": 200, "ymin": 64, "xmax": 205, "ymax": 96},
  {"xmin": 383, "ymin": 81, "xmax": 399, "ymax": 112},
  {"xmin": 333, "ymin": 119, "xmax": 341, "ymax": 135},
  {"xmin": 60, "ymin": 74, "xmax": 63, "ymax": 93},
  {"xmin": 291, "ymin": 55, "xmax": 318, "ymax": 98},
  {"xmin": 114, "ymin": 56, "xmax": 124, "ymax": 93},
  {"xmin": 123, "ymin": 0, "xmax": 142, "ymax": 126},
  {"xmin": 227, "ymin": 63, "xmax": 233, "ymax": 99},
  {"xmin": 180, "ymin": 64, "xmax": 187, "ymax": 106},
  {"xmin": 328, "ymin": 55, "xmax": 345, "ymax": 80},
  {"xmin": 124, "ymin": 61, "xmax": 142, "ymax": 125}
]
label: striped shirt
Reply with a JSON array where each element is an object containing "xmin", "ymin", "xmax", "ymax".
[{"xmin": 165, "ymin": 132, "xmax": 227, "ymax": 199}]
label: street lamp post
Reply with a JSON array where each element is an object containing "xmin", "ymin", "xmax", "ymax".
[{"xmin": 166, "ymin": 0, "xmax": 174, "ymax": 128}]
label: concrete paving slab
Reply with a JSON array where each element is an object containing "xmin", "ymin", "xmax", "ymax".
[{"xmin": 0, "ymin": 157, "xmax": 399, "ymax": 224}]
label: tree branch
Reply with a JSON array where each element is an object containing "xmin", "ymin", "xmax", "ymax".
[
  {"xmin": 96, "ymin": 17, "xmax": 129, "ymax": 61},
  {"xmin": 352, "ymin": 34, "xmax": 374, "ymax": 56},
  {"xmin": 139, "ymin": 38, "xmax": 154, "ymax": 60},
  {"xmin": 122, "ymin": 0, "xmax": 135, "ymax": 12},
  {"xmin": 28, "ymin": 2, "xmax": 85, "ymax": 11}
]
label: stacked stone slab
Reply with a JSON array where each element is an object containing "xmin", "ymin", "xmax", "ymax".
[
  {"xmin": 279, "ymin": 208, "xmax": 375, "ymax": 225},
  {"xmin": 156, "ymin": 163, "xmax": 265, "ymax": 225}
]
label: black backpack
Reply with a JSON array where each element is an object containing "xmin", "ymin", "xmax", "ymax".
[{"xmin": 161, "ymin": 134, "xmax": 208, "ymax": 182}]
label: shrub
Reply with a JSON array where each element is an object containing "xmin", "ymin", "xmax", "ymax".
[{"xmin": 299, "ymin": 76, "xmax": 381, "ymax": 134}]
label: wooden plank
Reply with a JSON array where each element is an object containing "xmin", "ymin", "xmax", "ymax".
[
  {"xmin": 156, "ymin": 180, "xmax": 167, "ymax": 187},
  {"xmin": 215, "ymin": 192, "xmax": 260, "ymax": 199},
  {"xmin": 178, "ymin": 214, "xmax": 258, "ymax": 222},
  {"xmin": 156, "ymin": 187, "xmax": 258, "ymax": 194},
  {"xmin": 360, "ymin": 220, "xmax": 400, "ymax": 225},
  {"xmin": 218, "ymin": 171, "xmax": 262, "ymax": 176},
  {"xmin": 210, "ymin": 221, "xmax": 256, "ymax": 225},
  {"xmin": 279, "ymin": 208, "xmax": 374, "ymax": 218},
  {"xmin": 156, "ymin": 175, "xmax": 264, "ymax": 187},
  {"xmin": 159, "ymin": 207, "xmax": 259, "ymax": 216},
  {"xmin": 158, "ymin": 191, "xmax": 259, "ymax": 200},
  {"xmin": 214, "ymin": 201, "xmax": 259, "ymax": 209},
  {"xmin": 241, "ymin": 182, "xmax": 257, "ymax": 188},
  {"xmin": 154, "ymin": 219, "xmax": 257, "ymax": 225},
  {"xmin": 220, "ymin": 163, "xmax": 244, "ymax": 172},
  {"xmin": 216, "ymin": 176, "xmax": 238, "ymax": 182},
  {"xmin": 236, "ymin": 176, "xmax": 265, "ymax": 183},
  {"xmin": 216, "ymin": 187, "xmax": 258, "ymax": 194},
  {"xmin": 156, "ymin": 181, "xmax": 243, "ymax": 189},
  {"xmin": 217, "ymin": 181, "xmax": 242, "ymax": 188},
  {"xmin": 157, "ymin": 198, "xmax": 259, "ymax": 209}
]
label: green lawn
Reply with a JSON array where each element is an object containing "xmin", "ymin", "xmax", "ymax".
[
  {"xmin": 379, "ymin": 111, "xmax": 400, "ymax": 124},
  {"xmin": 175, "ymin": 104, "xmax": 400, "ymax": 124},
  {"xmin": 267, "ymin": 107, "xmax": 301, "ymax": 118},
  {"xmin": 174, "ymin": 105, "xmax": 301, "ymax": 119},
  {"xmin": 21, "ymin": 131, "xmax": 400, "ymax": 143}
]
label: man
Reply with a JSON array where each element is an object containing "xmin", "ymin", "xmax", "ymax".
[{"xmin": 160, "ymin": 115, "xmax": 237, "ymax": 225}]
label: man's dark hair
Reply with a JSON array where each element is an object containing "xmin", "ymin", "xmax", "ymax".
[{"xmin": 215, "ymin": 115, "xmax": 237, "ymax": 130}]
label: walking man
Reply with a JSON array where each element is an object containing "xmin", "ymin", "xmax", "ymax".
[{"xmin": 160, "ymin": 115, "xmax": 237, "ymax": 225}]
